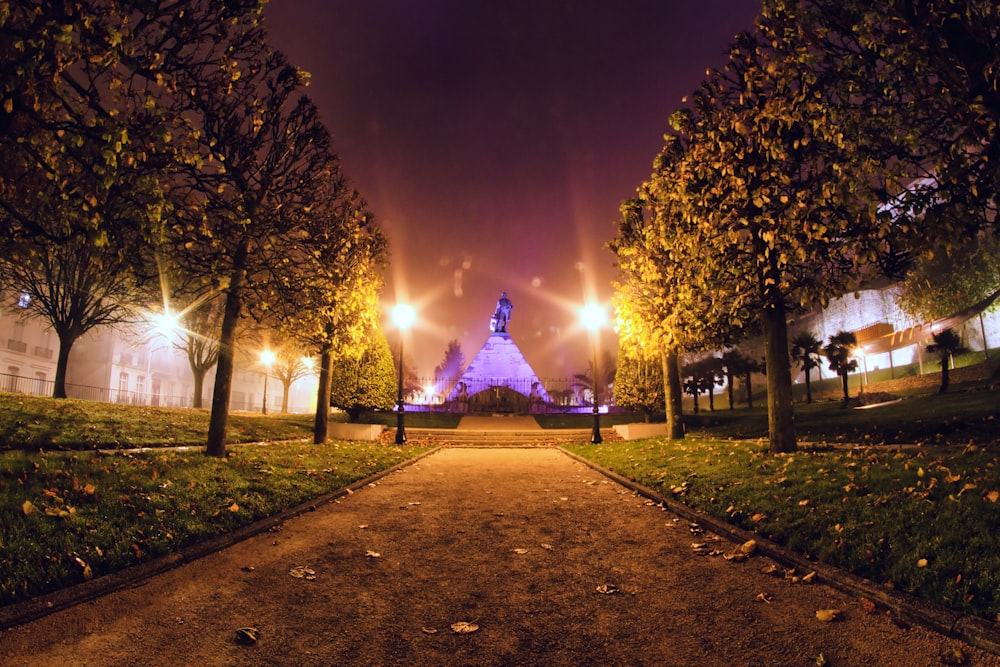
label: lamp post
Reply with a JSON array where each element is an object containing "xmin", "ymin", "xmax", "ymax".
[
  {"xmin": 392, "ymin": 304, "xmax": 415, "ymax": 444},
  {"xmin": 260, "ymin": 349, "xmax": 275, "ymax": 414},
  {"xmin": 580, "ymin": 303, "xmax": 605, "ymax": 444}
]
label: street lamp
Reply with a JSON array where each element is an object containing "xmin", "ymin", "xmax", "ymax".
[
  {"xmin": 392, "ymin": 304, "xmax": 415, "ymax": 444},
  {"xmin": 260, "ymin": 349, "xmax": 276, "ymax": 414},
  {"xmin": 580, "ymin": 303, "xmax": 606, "ymax": 444}
]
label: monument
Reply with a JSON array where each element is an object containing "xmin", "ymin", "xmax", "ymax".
[{"xmin": 447, "ymin": 292, "xmax": 551, "ymax": 412}]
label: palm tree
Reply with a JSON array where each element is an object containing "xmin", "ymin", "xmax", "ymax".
[
  {"xmin": 790, "ymin": 331, "xmax": 823, "ymax": 404},
  {"xmin": 824, "ymin": 331, "xmax": 858, "ymax": 404},
  {"xmin": 721, "ymin": 349, "xmax": 749, "ymax": 410},
  {"xmin": 926, "ymin": 329, "xmax": 966, "ymax": 393}
]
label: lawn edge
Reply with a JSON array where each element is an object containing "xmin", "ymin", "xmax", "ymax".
[
  {"xmin": 0, "ymin": 446, "xmax": 441, "ymax": 631},
  {"xmin": 559, "ymin": 446, "xmax": 1000, "ymax": 658}
]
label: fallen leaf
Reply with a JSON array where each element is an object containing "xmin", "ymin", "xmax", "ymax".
[
  {"xmin": 760, "ymin": 564, "xmax": 781, "ymax": 576},
  {"xmin": 917, "ymin": 558, "xmax": 928, "ymax": 568},
  {"xmin": 21, "ymin": 500, "xmax": 37, "ymax": 516},
  {"xmin": 228, "ymin": 503, "xmax": 240, "ymax": 513},
  {"xmin": 234, "ymin": 627, "xmax": 259, "ymax": 645},
  {"xmin": 540, "ymin": 543, "xmax": 554, "ymax": 551},
  {"xmin": 421, "ymin": 627, "xmax": 438, "ymax": 635},
  {"xmin": 358, "ymin": 524, "xmax": 369, "ymax": 529},
  {"xmin": 859, "ymin": 597, "xmax": 877, "ymax": 614},
  {"xmin": 801, "ymin": 571, "xmax": 816, "ymax": 583},
  {"xmin": 815, "ymin": 653, "xmax": 828, "ymax": 667},
  {"xmin": 739, "ymin": 540, "xmax": 757, "ymax": 555},
  {"xmin": 815, "ymin": 609, "xmax": 841, "ymax": 622},
  {"xmin": 596, "ymin": 584, "xmax": 620, "ymax": 594},
  {"xmin": 751, "ymin": 513, "xmax": 767, "ymax": 523},
  {"xmin": 957, "ymin": 483, "xmax": 976, "ymax": 497},
  {"xmin": 240, "ymin": 566, "xmax": 255, "ymax": 572},
  {"xmin": 365, "ymin": 550, "xmax": 382, "ymax": 558},
  {"xmin": 512, "ymin": 548, "xmax": 529, "ymax": 555},
  {"xmin": 986, "ymin": 491, "xmax": 999, "ymax": 503},
  {"xmin": 289, "ymin": 565, "xmax": 316, "ymax": 580},
  {"xmin": 940, "ymin": 646, "xmax": 967, "ymax": 665},
  {"xmin": 451, "ymin": 621, "xmax": 479, "ymax": 634},
  {"xmin": 82, "ymin": 484, "xmax": 96, "ymax": 496},
  {"xmin": 755, "ymin": 592, "xmax": 772, "ymax": 604}
]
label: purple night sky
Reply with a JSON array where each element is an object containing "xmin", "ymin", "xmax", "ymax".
[{"xmin": 263, "ymin": 1, "xmax": 761, "ymax": 379}]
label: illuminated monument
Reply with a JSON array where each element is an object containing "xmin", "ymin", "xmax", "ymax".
[{"xmin": 446, "ymin": 292, "xmax": 551, "ymax": 413}]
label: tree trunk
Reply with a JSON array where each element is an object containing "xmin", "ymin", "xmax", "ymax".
[
  {"xmin": 281, "ymin": 379, "xmax": 291, "ymax": 413},
  {"xmin": 313, "ymin": 345, "xmax": 332, "ymax": 444},
  {"xmin": 52, "ymin": 333, "xmax": 74, "ymax": 399},
  {"xmin": 840, "ymin": 371, "xmax": 850, "ymax": 403},
  {"xmin": 206, "ymin": 261, "xmax": 246, "ymax": 457},
  {"xmin": 708, "ymin": 386, "xmax": 715, "ymax": 412},
  {"xmin": 691, "ymin": 388, "xmax": 699, "ymax": 414},
  {"xmin": 662, "ymin": 347, "xmax": 684, "ymax": 440},
  {"xmin": 762, "ymin": 301, "xmax": 796, "ymax": 453},
  {"xmin": 726, "ymin": 370, "xmax": 735, "ymax": 410},
  {"xmin": 804, "ymin": 366, "xmax": 812, "ymax": 404},
  {"xmin": 939, "ymin": 357, "xmax": 950, "ymax": 393},
  {"xmin": 744, "ymin": 371, "xmax": 753, "ymax": 409},
  {"xmin": 191, "ymin": 367, "xmax": 206, "ymax": 408}
]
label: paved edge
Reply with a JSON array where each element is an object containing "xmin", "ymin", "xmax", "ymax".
[
  {"xmin": 0, "ymin": 446, "xmax": 443, "ymax": 631},
  {"xmin": 559, "ymin": 447, "xmax": 1000, "ymax": 658}
]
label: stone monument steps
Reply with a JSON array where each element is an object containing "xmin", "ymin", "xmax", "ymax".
[{"xmin": 403, "ymin": 427, "xmax": 607, "ymax": 445}]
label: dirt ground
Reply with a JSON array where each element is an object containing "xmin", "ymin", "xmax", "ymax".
[{"xmin": 1, "ymin": 446, "xmax": 998, "ymax": 667}]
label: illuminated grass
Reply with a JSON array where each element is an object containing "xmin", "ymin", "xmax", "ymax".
[
  {"xmin": 0, "ymin": 393, "xmax": 328, "ymax": 451},
  {"xmin": 566, "ymin": 435, "xmax": 1000, "ymax": 620},
  {"xmin": 0, "ymin": 440, "xmax": 431, "ymax": 606}
]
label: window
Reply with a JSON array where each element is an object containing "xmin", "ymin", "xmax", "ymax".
[{"xmin": 117, "ymin": 372, "xmax": 129, "ymax": 402}]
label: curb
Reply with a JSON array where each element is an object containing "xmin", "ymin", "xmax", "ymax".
[
  {"xmin": 559, "ymin": 447, "xmax": 1000, "ymax": 658},
  {"xmin": 0, "ymin": 446, "xmax": 441, "ymax": 631}
]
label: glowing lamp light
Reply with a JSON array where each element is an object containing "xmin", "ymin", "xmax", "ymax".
[
  {"xmin": 260, "ymin": 349, "xmax": 276, "ymax": 367},
  {"xmin": 580, "ymin": 303, "xmax": 606, "ymax": 332},
  {"xmin": 148, "ymin": 310, "xmax": 180, "ymax": 338},
  {"xmin": 392, "ymin": 303, "xmax": 416, "ymax": 330}
]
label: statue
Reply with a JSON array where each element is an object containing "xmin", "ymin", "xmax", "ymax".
[{"xmin": 491, "ymin": 291, "xmax": 513, "ymax": 333}]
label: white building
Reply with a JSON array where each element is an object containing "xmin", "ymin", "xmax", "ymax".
[{"xmin": 0, "ymin": 295, "xmax": 318, "ymax": 413}]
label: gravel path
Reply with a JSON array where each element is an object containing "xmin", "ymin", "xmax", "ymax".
[{"xmin": 1, "ymin": 447, "xmax": 996, "ymax": 666}]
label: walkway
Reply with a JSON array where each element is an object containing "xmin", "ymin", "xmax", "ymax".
[{"xmin": 1, "ymin": 448, "xmax": 995, "ymax": 666}]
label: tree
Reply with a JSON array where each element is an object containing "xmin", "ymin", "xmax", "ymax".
[
  {"xmin": 0, "ymin": 237, "xmax": 144, "ymax": 398},
  {"xmin": 614, "ymin": 347, "xmax": 664, "ymax": 423},
  {"xmin": 721, "ymin": 349, "xmax": 752, "ymax": 410},
  {"xmin": 329, "ymin": 322, "xmax": 396, "ymax": 422},
  {"xmin": 271, "ymin": 349, "xmax": 314, "ymax": 414},
  {"xmin": 146, "ymin": 4, "xmax": 362, "ymax": 456},
  {"xmin": 572, "ymin": 349, "xmax": 617, "ymax": 407},
  {"xmin": 824, "ymin": 331, "xmax": 858, "ymax": 404},
  {"xmin": 896, "ymin": 233, "xmax": 1000, "ymax": 323},
  {"xmin": 790, "ymin": 331, "xmax": 823, "ymax": 404},
  {"xmin": 0, "ymin": 2, "xmax": 176, "ymax": 397},
  {"xmin": 173, "ymin": 296, "xmax": 223, "ymax": 409},
  {"xmin": 926, "ymin": 329, "xmax": 966, "ymax": 394},
  {"xmin": 434, "ymin": 340, "xmax": 465, "ymax": 388},
  {"xmin": 682, "ymin": 357, "xmax": 723, "ymax": 414}
]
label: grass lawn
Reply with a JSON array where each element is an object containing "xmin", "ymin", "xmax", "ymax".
[
  {"xmin": 0, "ymin": 393, "xmax": 326, "ymax": 451},
  {"xmin": 0, "ymin": 394, "xmax": 431, "ymax": 607},
  {"xmin": 565, "ymin": 387, "xmax": 1000, "ymax": 621}
]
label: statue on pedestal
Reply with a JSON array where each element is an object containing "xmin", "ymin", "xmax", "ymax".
[{"xmin": 490, "ymin": 291, "xmax": 513, "ymax": 333}]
